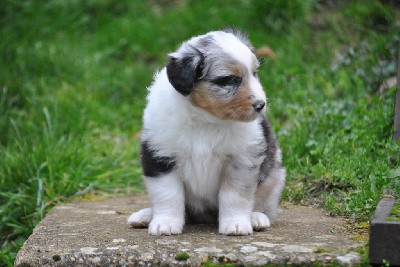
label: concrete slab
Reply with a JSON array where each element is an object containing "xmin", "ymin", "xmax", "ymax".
[{"xmin": 15, "ymin": 195, "xmax": 366, "ymax": 266}]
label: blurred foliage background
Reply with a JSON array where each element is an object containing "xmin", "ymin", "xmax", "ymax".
[{"xmin": 1, "ymin": 0, "xmax": 399, "ymax": 265}]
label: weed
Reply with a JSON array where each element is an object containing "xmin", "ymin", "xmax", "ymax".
[
  {"xmin": 175, "ymin": 252, "xmax": 190, "ymax": 261},
  {"xmin": 52, "ymin": 254, "xmax": 61, "ymax": 262}
]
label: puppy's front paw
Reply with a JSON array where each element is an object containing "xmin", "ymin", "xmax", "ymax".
[
  {"xmin": 219, "ymin": 218, "xmax": 253, "ymax": 235},
  {"xmin": 148, "ymin": 217, "xmax": 184, "ymax": 235},
  {"xmin": 251, "ymin": 211, "xmax": 270, "ymax": 231},
  {"xmin": 127, "ymin": 208, "xmax": 152, "ymax": 228}
]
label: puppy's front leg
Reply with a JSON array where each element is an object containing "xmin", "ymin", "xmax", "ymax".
[
  {"xmin": 219, "ymin": 166, "xmax": 257, "ymax": 235},
  {"xmin": 145, "ymin": 172, "xmax": 185, "ymax": 235}
]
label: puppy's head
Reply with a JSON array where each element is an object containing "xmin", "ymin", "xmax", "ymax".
[{"xmin": 166, "ymin": 29, "xmax": 267, "ymax": 122}]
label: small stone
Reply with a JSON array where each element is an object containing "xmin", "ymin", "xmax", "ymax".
[
  {"xmin": 90, "ymin": 257, "xmax": 101, "ymax": 264},
  {"xmin": 282, "ymin": 245, "xmax": 313, "ymax": 253},
  {"xmin": 336, "ymin": 252, "xmax": 360, "ymax": 265},
  {"xmin": 55, "ymin": 206, "xmax": 74, "ymax": 210},
  {"xmin": 80, "ymin": 247, "xmax": 101, "ymax": 255},
  {"xmin": 156, "ymin": 239, "xmax": 177, "ymax": 245},
  {"xmin": 194, "ymin": 247, "xmax": 223, "ymax": 253},
  {"xmin": 106, "ymin": 246, "xmax": 120, "ymax": 250},
  {"xmin": 141, "ymin": 252, "xmax": 154, "ymax": 260},
  {"xmin": 244, "ymin": 254, "xmax": 265, "ymax": 265},
  {"xmin": 264, "ymin": 234, "xmax": 284, "ymax": 241},
  {"xmin": 251, "ymin": 241, "xmax": 277, "ymax": 248},
  {"xmin": 220, "ymin": 253, "xmax": 238, "ymax": 262},
  {"xmin": 96, "ymin": 210, "xmax": 117, "ymax": 215},
  {"xmin": 240, "ymin": 245, "xmax": 258, "ymax": 253},
  {"xmin": 256, "ymin": 251, "xmax": 277, "ymax": 260},
  {"xmin": 112, "ymin": 238, "xmax": 126, "ymax": 244}
]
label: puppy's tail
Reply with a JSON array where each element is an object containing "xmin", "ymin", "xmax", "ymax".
[{"xmin": 255, "ymin": 46, "xmax": 276, "ymax": 60}]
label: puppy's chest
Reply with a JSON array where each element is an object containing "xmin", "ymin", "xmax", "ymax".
[
  {"xmin": 174, "ymin": 127, "xmax": 260, "ymax": 192},
  {"xmin": 177, "ymin": 138, "xmax": 227, "ymax": 199}
]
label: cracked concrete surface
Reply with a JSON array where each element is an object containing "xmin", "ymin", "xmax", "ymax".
[{"xmin": 15, "ymin": 195, "xmax": 366, "ymax": 266}]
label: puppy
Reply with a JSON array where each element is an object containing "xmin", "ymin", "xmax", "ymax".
[{"xmin": 128, "ymin": 29, "xmax": 285, "ymax": 236}]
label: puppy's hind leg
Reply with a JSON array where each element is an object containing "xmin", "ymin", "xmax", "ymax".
[
  {"xmin": 127, "ymin": 208, "xmax": 152, "ymax": 228},
  {"xmin": 254, "ymin": 166, "xmax": 285, "ymax": 225}
]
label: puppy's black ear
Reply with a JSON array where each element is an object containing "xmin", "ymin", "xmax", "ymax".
[{"xmin": 166, "ymin": 45, "xmax": 204, "ymax": 96}]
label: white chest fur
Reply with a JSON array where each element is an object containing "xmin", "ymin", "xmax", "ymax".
[{"xmin": 177, "ymin": 124, "xmax": 238, "ymax": 209}]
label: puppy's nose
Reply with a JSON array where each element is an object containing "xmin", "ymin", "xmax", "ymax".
[{"xmin": 252, "ymin": 100, "xmax": 265, "ymax": 112}]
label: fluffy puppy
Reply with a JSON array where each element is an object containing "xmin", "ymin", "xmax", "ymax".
[{"xmin": 128, "ymin": 29, "xmax": 285, "ymax": 236}]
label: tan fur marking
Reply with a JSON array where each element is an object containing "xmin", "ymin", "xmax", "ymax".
[
  {"xmin": 253, "ymin": 168, "xmax": 285, "ymax": 224},
  {"xmin": 254, "ymin": 178, "xmax": 278, "ymax": 212},
  {"xmin": 191, "ymin": 82, "xmax": 256, "ymax": 121},
  {"xmin": 231, "ymin": 65, "xmax": 242, "ymax": 77}
]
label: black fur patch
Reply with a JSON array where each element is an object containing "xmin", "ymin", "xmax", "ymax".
[
  {"xmin": 166, "ymin": 47, "xmax": 204, "ymax": 96},
  {"xmin": 141, "ymin": 141, "xmax": 176, "ymax": 177},
  {"xmin": 260, "ymin": 116, "xmax": 277, "ymax": 158},
  {"xmin": 186, "ymin": 204, "xmax": 218, "ymax": 224},
  {"xmin": 258, "ymin": 116, "xmax": 280, "ymax": 184}
]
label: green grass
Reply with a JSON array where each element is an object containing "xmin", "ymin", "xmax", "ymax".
[
  {"xmin": 1, "ymin": 0, "xmax": 399, "ymax": 265},
  {"xmin": 388, "ymin": 198, "xmax": 400, "ymax": 221}
]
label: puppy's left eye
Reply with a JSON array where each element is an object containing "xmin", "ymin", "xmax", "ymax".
[
  {"xmin": 212, "ymin": 75, "xmax": 242, "ymax": 87},
  {"xmin": 253, "ymin": 71, "xmax": 258, "ymax": 77}
]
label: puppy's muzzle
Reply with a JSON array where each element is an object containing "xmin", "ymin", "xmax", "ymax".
[{"xmin": 252, "ymin": 100, "xmax": 265, "ymax": 113}]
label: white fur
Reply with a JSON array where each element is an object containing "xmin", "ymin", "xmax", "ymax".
[
  {"xmin": 251, "ymin": 212, "xmax": 271, "ymax": 230},
  {"xmin": 127, "ymin": 208, "xmax": 151, "ymax": 227},
  {"xmin": 145, "ymin": 172, "xmax": 185, "ymax": 235}
]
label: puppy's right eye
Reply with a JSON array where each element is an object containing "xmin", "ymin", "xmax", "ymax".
[{"xmin": 212, "ymin": 75, "xmax": 242, "ymax": 87}]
